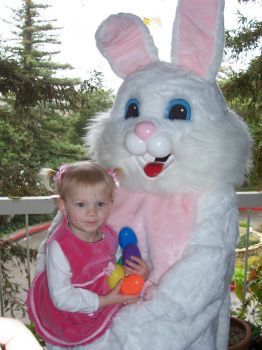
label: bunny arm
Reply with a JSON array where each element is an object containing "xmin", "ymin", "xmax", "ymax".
[{"xmin": 98, "ymin": 187, "xmax": 238, "ymax": 350}]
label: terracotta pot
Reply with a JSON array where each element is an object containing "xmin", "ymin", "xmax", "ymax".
[{"xmin": 228, "ymin": 317, "xmax": 252, "ymax": 350}]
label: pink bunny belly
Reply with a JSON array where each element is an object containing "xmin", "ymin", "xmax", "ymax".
[{"xmin": 107, "ymin": 188, "xmax": 199, "ymax": 284}]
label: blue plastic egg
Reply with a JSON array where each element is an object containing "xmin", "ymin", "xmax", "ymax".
[{"xmin": 119, "ymin": 227, "xmax": 137, "ymax": 249}]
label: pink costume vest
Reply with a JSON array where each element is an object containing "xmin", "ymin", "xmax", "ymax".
[
  {"xmin": 27, "ymin": 218, "xmax": 121, "ymax": 347},
  {"xmin": 107, "ymin": 187, "xmax": 199, "ymax": 284}
]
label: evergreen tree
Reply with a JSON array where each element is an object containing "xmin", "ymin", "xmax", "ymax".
[
  {"xmin": 0, "ymin": 0, "xmax": 93, "ymax": 110},
  {"xmin": 222, "ymin": 0, "xmax": 262, "ymax": 189},
  {"xmin": 10, "ymin": 0, "xmax": 68, "ymax": 75},
  {"xmin": 0, "ymin": 0, "xmax": 113, "ymax": 197}
]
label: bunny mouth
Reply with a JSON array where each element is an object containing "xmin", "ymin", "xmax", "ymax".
[{"xmin": 143, "ymin": 154, "xmax": 171, "ymax": 177}]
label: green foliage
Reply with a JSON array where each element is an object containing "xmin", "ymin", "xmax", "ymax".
[
  {"xmin": 7, "ymin": 0, "xmax": 69, "ymax": 76},
  {"xmin": 0, "ymin": 0, "xmax": 105, "ymax": 113},
  {"xmin": 26, "ymin": 322, "xmax": 45, "ymax": 346},
  {"xmin": 225, "ymin": 14, "xmax": 262, "ymax": 56},
  {"xmin": 232, "ymin": 266, "xmax": 245, "ymax": 301},
  {"xmin": 231, "ymin": 266, "xmax": 262, "ymax": 342},
  {"xmin": 239, "ymin": 220, "xmax": 249, "ymax": 228},
  {"xmin": 0, "ymin": 239, "xmax": 37, "ymax": 317},
  {"xmin": 232, "ymin": 266, "xmax": 245, "ymax": 285},
  {"xmin": 0, "ymin": 55, "xmax": 104, "ymax": 111},
  {"xmin": 0, "ymin": 214, "xmax": 52, "ymax": 237},
  {"xmin": 0, "ymin": 0, "xmax": 114, "ymax": 197},
  {"xmin": 231, "ymin": 255, "xmax": 262, "ymax": 342},
  {"xmin": 222, "ymin": 2, "xmax": 262, "ymax": 190},
  {"xmin": 237, "ymin": 233, "xmax": 260, "ymax": 249},
  {"xmin": 0, "ymin": 84, "xmax": 113, "ymax": 196},
  {"xmin": 0, "ymin": 104, "xmax": 87, "ymax": 196},
  {"xmin": 71, "ymin": 88, "xmax": 114, "ymax": 139}
]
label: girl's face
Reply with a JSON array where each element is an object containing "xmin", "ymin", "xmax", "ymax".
[{"xmin": 58, "ymin": 183, "xmax": 112, "ymax": 242}]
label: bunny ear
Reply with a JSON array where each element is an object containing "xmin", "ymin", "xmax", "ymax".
[
  {"xmin": 171, "ymin": 0, "xmax": 225, "ymax": 80},
  {"xmin": 95, "ymin": 13, "xmax": 159, "ymax": 79}
]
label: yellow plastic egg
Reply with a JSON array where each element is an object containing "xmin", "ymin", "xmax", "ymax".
[{"xmin": 107, "ymin": 263, "xmax": 125, "ymax": 289}]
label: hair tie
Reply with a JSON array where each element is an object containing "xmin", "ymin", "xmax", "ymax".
[
  {"xmin": 53, "ymin": 163, "xmax": 70, "ymax": 183},
  {"xmin": 107, "ymin": 167, "xmax": 120, "ymax": 188}
]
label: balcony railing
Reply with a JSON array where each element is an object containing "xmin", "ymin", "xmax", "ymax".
[{"xmin": 0, "ymin": 192, "xmax": 261, "ymax": 317}]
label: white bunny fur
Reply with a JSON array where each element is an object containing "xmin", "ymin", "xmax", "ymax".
[
  {"xmin": 40, "ymin": 1, "xmax": 252, "ymax": 349},
  {"xmin": 82, "ymin": 1, "xmax": 252, "ymax": 349},
  {"xmin": 87, "ymin": 62, "xmax": 251, "ymax": 194},
  {"xmin": 83, "ymin": 67, "xmax": 251, "ymax": 350}
]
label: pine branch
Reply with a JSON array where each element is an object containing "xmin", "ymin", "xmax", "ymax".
[{"xmin": 0, "ymin": 58, "xmax": 103, "ymax": 111}]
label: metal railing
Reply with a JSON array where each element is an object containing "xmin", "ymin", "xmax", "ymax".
[
  {"xmin": 0, "ymin": 192, "xmax": 261, "ymax": 317},
  {"xmin": 0, "ymin": 196, "xmax": 56, "ymax": 316}
]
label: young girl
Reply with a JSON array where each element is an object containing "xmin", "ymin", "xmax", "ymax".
[{"xmin": 26, "ymin": 161, "xmax": 149, "ymax": 349}]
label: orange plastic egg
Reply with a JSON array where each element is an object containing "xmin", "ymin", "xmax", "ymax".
[{"xmin": 120, "ymin": 274, "xmax": 144, "ymax": 295}]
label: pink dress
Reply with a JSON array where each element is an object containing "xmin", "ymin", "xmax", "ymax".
[{"xmin": 26, "ymin": 218, "xmax": 121, "ymax": 348}]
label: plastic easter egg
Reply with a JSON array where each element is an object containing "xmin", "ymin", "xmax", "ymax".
[
  {"xmin": 117, "ymin": 256, "xmax": 123, "ymax": 265},
  {"xmin": 120, "ymin": 274, "xmax": 144, "ymax": 295},
  {"xmin": 122, "ymin": 244, "xmax": 141, "ymax": 266},
  {"xmin": 107, "ymin": 264, "xmax": 125, "ymax": 289},
  {"xmin": 119, "ymin": 227, "xmax": 137, "ymax": 249}
]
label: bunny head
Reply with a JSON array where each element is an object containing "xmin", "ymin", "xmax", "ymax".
[{"xmin": 86, "ymin": 0, "xmax": 251, "ymax": 194}]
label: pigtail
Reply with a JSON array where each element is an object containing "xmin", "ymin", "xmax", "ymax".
[
  {"xmin": 39, "ymin": 168, "xmax": 57, "ymax": 192},
  {"xmin": 113, "ymin": 167, "xmax": 125, "ymax": 180}
]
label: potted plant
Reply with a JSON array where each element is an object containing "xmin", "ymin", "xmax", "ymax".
[
  {"xmin": 229, "ymin": 259, "xmax": 262, "ymax": 349},
  {"xmin": 228, "ymin": 316, "xmax": 252, "ymax": 350}
]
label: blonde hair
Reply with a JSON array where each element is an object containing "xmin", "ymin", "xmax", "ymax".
[{"xmin": 39, "ymin": 161, "xmax": 117, "ymax": 200}]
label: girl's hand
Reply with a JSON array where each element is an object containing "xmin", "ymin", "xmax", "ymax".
[
  {"xmin": 99, "ymin": 281, "xmax": 139, "ymax": 308},
  {"xmin": 124, "ymin": 256, "xmax": 150, "ymax": 281}
]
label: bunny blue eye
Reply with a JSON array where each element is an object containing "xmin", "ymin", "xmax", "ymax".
[
  {"xmin": 165, "ymin": 99, "xmax": 191, "ymax": 121},
  {"xmin": 125, "ymin": 98, "xmax": 139, "ymax": 119}
]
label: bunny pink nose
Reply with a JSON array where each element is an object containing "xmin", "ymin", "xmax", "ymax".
[{"xmin": 134, "ymin": 122, "xmax": 157, "ymax": 141}]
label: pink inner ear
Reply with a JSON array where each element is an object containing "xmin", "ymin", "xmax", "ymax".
[
  {"xmin": 177, "ymin": 0, "xmax": 219, "ymax": 77},
  {"xmin": 102, "ymin": 18, "xmax": 156, "ymax": 77}
]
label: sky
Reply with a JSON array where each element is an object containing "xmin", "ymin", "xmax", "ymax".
[{"xmin": 0, "ymin": 0, "xmax": 261, "ymax": 92}]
